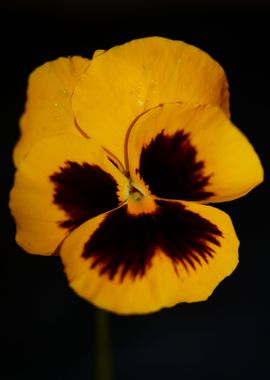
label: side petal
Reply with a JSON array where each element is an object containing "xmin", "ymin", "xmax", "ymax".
[
  {"xmin": 60, "ymin": 199, "xmax": 238, "ymax": 315},
  {"xmin": 10, "ymin": 134, "xmax": 129, "ymax": 255},
  {"xmin": 72, "ymin": 36, "xmax": 229, "ymax": 164},
  {"xmin": 127, "ymin": 103, "xmax": 263, "ymax": 203},
  {"xmin": 14, "ymin": 56, "xmax": 90, "ymax": 167}
]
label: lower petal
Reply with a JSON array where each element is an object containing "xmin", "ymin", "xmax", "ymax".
[{"xmin": 60, "ymin": 199, "xmax": 239, "ymax": 315}]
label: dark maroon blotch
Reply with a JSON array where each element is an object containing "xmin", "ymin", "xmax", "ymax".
[
  {"xmin": 82, "ymin": 200, "xmax": 222, "ymax": 281},
  {"xmin": 50, "ymin": 161, "xmax": 119, "ymax": 229},
  {"xmin": 138, "ymin": 130, "xmax": 214, "ymax": 201}
]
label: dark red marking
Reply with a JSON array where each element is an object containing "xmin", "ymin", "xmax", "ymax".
[
  {"xmin": 50, "ymin": 161, "xmax": 119, "ymax": 229},
  {"xmin": 138, "ymin": 130, "xmax": 214, "ymax": 201},
  {"xmin": 82, "ymin": 200, "xmax": 222, "ymax": 281}
]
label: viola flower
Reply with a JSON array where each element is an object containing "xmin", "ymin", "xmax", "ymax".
[{"xmin": 10, "ymin": 37, "xmax": 263, "ymax": 314}]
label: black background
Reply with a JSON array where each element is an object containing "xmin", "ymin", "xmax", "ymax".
[{"xmin": 1, "ymin": 1, "xmax": 269, "ymax": 379}]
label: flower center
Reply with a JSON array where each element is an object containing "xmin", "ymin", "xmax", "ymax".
[
  {"xmin": 130, "ymin": 190, "xmax": 143, "ymax": 202},
  {"xmin": 127, "ymin": 182, "xmax": 156, "ymax": 215}
]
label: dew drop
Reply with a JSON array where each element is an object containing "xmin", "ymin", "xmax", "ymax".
[{"xmin": 149, "ymin": 79, "xmax": 157, "ymax": 94}]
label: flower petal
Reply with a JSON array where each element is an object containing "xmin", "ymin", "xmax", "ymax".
[
  {"xmin": 92, "ymin": 49, "xmax": 106, "ymax": 58},
  {"xmin": 60, "ymin": 199, "xmax": 238, "ymax": 315},
  {"xmin": 14, "ymin": 56, "xmax": 90, "ymax": 167},
  {"xmin": 10, "ymin": 134, "xmax": 129, "ymax": 255},
  {"xmin": 127, "ymin": 103, "xmax": 263, "ymax": 203},
  {"xmin": 72, "ymin": 36, "xmax": 229, "ymax": 164}
]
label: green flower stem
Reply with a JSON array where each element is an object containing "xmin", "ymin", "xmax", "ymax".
[{"xmin": 94, "ymin": 308, "xmax": 114, "ymax": 380}]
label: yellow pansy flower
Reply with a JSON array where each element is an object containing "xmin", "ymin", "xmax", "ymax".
[{"xmin": 10, "ymin": 37, "xmax": 263, "ymax": 315}]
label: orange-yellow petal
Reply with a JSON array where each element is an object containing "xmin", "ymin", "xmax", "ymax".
[
  {"xmin": 14, "ymin": 56, "xmax": 90, "ymax": 167},
  {"xmin": 60, "ymin": 199, "xmax": 238, "ymax": 315},
  {"xmin": 127, "ymin": 103, "xmax": 263, "ymax": 203},
  {"xmin": 92, "ymin": 49, "xmax": 106, "ymax": 58},
  {"xmin": 72, "ymin": 36, "xmax": 230, "ymax": 164},
  {"xmin": 10, "ymin": 134, "xmax": 129, "ymax": 255}
]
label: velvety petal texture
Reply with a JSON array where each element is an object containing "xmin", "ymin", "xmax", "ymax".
[
  {"xmin": 60, "ymin": 200, "xmax": 239, "ymax": 314},
  {"xmin": 10, "ymin": 36, "xmax": 263, "ymax": 315},
  {"xmin": 14, "ymin": 56, "xmax": 90, "ymax": 167},
  {"xmin": 10, "ymin": 134, "xmax": 129, "ymax": 255},
  {"xmin": 127, "ymin": 103, "xmax": 263, "ymax": 203},
  {"xmin": 72, "ymin": 36, "xmax": 230, "ymax": 163}
]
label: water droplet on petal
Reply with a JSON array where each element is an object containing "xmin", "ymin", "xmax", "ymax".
[{"xmin": 149, "ymin": 79, "xmax": 157, "ymax": 95}]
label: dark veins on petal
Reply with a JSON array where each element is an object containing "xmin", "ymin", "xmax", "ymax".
[
  {"xmin": 82, "ymin": 200, "xmax": 222, "ymax": 281},
  {"xmin": 138, "ymin": 130, "xmax": 214, "ymax": 201},
  {"xmin": 50, "ymin": 161, "xmax": 119, "ymax": 229}
]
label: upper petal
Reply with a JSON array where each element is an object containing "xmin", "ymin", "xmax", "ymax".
[
  {"xmin": 60, "ymin": 199, "xmax": 238, "ymax": 315},
  {"xmin": 10, "ymin": 134, "xmax": 129, "ymax": 255},
  {"xmin": 127, "ymin": 102, "xmax": 263, "ymax": 203},
  {"xmin": 14, "ymin": 56, "xmax": 90, "ymax": 167},
  {"xmin": 72, "ymin": 36, "xmax": 230, "ymax": 164}
]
